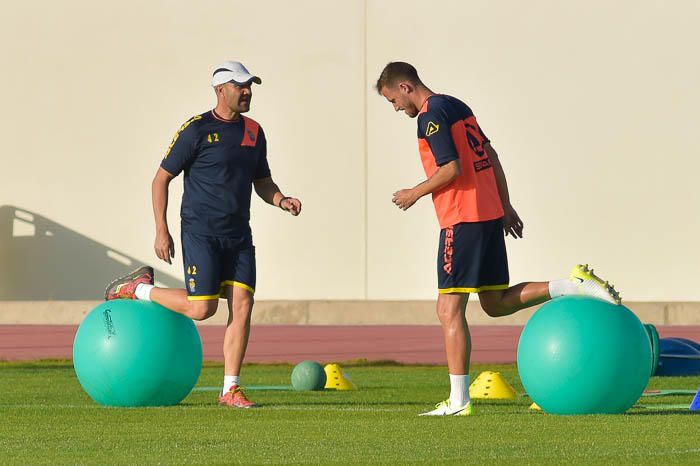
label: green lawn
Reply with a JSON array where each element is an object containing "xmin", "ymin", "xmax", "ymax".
[{"xmin": 0, "ymin": 361, "xmax": 698, "ymax": 464}]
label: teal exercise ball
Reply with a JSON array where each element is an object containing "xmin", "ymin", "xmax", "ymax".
[
  {"xmin": 73, "ymin": 300, "xmax": 202, "ymax": 407},
  {"xmin": 517, "ymin": 296, "xmax": 651, "ymax": 414},
  {"xmin": 291, "ymin": 361, "xmax": 327, "ymax": 391}
]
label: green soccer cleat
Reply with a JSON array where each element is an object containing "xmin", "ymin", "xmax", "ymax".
[
  {"xmin": 569, "ymin": 264, "xmax": 622, "ymax": 305},
  {"xmin": 419, "ymin": 400, "xmax": 473, "ymax": 416}
]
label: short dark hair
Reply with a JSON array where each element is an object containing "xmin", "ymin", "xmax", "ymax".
[{"xmin": 375, "ymin": 62, "xmax": 422, "ymax": 94}]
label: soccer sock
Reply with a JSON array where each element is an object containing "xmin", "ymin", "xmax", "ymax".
[
  {"xmin": 223, "ymin": 375, "xmax": 240, "ymax": 394},
  {"xmin": 449, "ymin": 374, "xmax": 470, "ymax": 407},
  {"xmin": 548, "ymin": 279, "xmax": 577, "ymax": 298},
  {"xmin": 134, "ymin": 283, "xmax": 154, "ymax": 301}
]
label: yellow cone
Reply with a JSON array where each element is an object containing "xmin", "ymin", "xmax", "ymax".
[
  {"xmin": 468, "ymin": 371, "xmax": 517, "ymax": 399},
  {"xmin": 323, "ymin": 363, "xmax": 357, "ymax": 390},
  {"xmin": 529, "ymin": 402, "xmax": 542, "ymax": 411}
]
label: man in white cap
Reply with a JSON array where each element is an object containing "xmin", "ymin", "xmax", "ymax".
[{"xmin": 105, "ymin": 60, "xmax": 302, "ymax": 408}]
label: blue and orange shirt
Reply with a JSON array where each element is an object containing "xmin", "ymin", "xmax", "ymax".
[
  {"xmin": 417, "ymin": 95, "xmax": 504, "ymax": 228},
  {"xmin": 161, "ymin": 110, "xmax": 271, "ymax": 237}
]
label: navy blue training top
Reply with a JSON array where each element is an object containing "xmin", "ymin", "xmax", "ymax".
[
  {"xmin": 161, "ymin": 110, "xmax": 271, "ymax": 237},
  {"xmin": 415, "ymin": 94, "xmax": 502, "ymax": 226},
  {"xmin": 417, "ymin": 94, "xmax": 490, "ymax": 167}
]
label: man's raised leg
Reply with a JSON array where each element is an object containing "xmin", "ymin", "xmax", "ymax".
[
  {"xmin": 479, "ymin": 264, "xmax": 622, "ymax": 317},
  {"xmin": 148, "ymin": 287, "xmax": 218, "ymax": 321},
  {"xmin": 478, "ymin": 282, "xmax": 550, "ymax": 318}
]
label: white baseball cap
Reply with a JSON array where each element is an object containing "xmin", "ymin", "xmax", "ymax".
[{"xmin": 211, "ymin": 61, "xmax": 262, "ymax": 87}]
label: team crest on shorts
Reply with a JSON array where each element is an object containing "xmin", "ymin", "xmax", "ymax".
[{"xmin": 188, "ymin": 278, "xmax": 196, "ymax": 293}]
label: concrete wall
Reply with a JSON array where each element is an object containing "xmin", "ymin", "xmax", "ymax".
[
  {"xmin": 3, "ymin": 300, "xmax": 700, "ymax": 327},
  {"xmin": 1, "ymin": 1, "xmax": 699, "ymax": 314}
]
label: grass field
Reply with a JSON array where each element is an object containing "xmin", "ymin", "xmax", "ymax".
[{"xmin": 0, "ymin": 360, "xmax": 698, "ymax": 464}]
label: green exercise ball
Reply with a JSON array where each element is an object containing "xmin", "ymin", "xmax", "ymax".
[
  {"xmin": 73, "ymin": 300, "xmax": 202, "ymax": 407},
  {"xmin": 291, "ymin": 361, "xmax": 327, "ymax": 391},
  {"xmin": 517, "ymin": 296, "xmax": 651, "ymax": 414}
]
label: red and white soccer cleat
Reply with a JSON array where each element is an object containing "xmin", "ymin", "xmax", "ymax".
[
  {"xmin": 218, "ymin": 385, "xmax": 257, "ymax": 408},
  {"xmin": 104, "ymin": 266, "xmax": 154, "ymax": 300}
]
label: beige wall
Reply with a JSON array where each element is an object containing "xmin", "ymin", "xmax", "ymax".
[
  {"xmin": 0, "ymin": 0, "xmax": 367, "ymax": 301},
  {"xmin": 1, "ymin": 1, "xmax": 699, "ymax": 304},
  {"xmin": 366, "ymin": 0, "xmax": 700, "ymax": 301}
]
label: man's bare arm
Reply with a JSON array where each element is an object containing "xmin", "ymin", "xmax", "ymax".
[
  {"xmin": 392, "ymin": 159, "xmax": 460, "ymax": 210},
  {"xmin": 152, "ymin": 167, "xmax": 176, "ymax": 263},
  {"xmin": 485, "ymin": 143, "xmax": 523, "ymax": 238},
  {"xmin": 253, "ymin": 176, "xmax": 302, "ymax": 216}
]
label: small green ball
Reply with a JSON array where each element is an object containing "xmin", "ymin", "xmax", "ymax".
[{"xmin": 291, "ymin": 361, "xmax": 327, "ymax": 391}]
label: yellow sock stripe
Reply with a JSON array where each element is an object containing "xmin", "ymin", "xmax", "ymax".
[
  {"xmin": 221, "ymin": 280, "xmax": 255, "ymax": 294},
  {"xmin": 438, "ymin": 284, "xmax": 509, "ymax": 294}
]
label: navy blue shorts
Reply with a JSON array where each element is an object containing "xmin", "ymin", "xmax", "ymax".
[
  {"xmin": 181, "ymin": 231, "xmax": 256, "ymax": 301},
  {"xmin": 437, "ymin": 219, "xmax": 509, "ymax": 294}
]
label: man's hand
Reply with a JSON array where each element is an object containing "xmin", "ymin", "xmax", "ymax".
[
  {"xmin": 392, "ymin": 188, "xmax": 420, "ymax": 211},
  {"xmin": 155, "ymin": 230, "xmax": 175, "ymax": 264},
  {"xmin": 280, "ymin": 197, "xmax": 302, "ymax": 216},
  {"xmin": 503, "ymin": 205, "xmax": 524, "ymax": 238}
]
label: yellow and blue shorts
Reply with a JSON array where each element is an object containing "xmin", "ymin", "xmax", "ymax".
[
  {"xmin": 181, "ymin": 231, "xmax": 256, "ymax": 301},
  {"xmin": 437, "ymin": 218, "xmax": 509, "ymax": 294}
]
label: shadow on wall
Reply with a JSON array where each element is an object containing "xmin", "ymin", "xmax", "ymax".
[{"xmin": 0, "ymin": 205, "xmax": 181, "ymax": 300}]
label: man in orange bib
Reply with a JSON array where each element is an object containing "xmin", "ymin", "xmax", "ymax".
[{"xmin": 376, "ymin": 62, "xmax": 620, "ymax": 416}]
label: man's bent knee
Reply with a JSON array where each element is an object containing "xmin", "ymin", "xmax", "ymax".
[
  {"xmin": 481, "ymin": 302, "xmax": 502, "ymax": 317},
  {"xmin": 188, "ymin": 300, "xmax": 218, "ymax": 321},
  {"xmin": 478, "ymin": 291, "xmax": 505, "ymax": 317}
]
